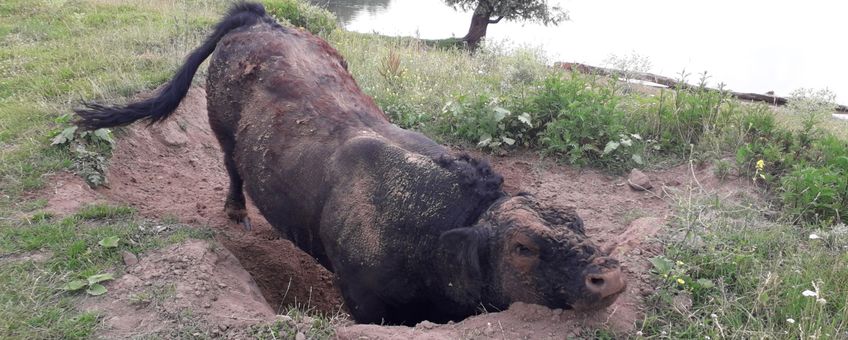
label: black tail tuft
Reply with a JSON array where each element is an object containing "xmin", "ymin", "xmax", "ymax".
[{"xmin": 75, "ymin": 2, "xmax": 269, "ymax": 130}]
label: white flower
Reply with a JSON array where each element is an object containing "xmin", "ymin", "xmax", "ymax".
[
  {"xmin": 809, "ymin": 234, "xmax": 821, "ymax": 240},
  {"xmin": 636, "ymin": 331, "xmax": 643, "ymax": 336},
  {"xmin": 710, "ymin": 313, "xmax": 718, "ymax": 318},
  {"xmin": 817, "ymin": 298, "xmax": 827, "ymax": 305},
  {"xmin": 802, "ymin": 290, "xmax": 818, "ymax": 297},
  {"xmin": 787, "ymin": 318, "xmax": 796, "ymax": 324}
]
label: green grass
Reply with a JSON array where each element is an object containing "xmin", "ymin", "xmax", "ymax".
[
  {"xmin": 0, "ymin": 1, "xmax": 224, "ymax": 337},
  {"xmin": 251, "ymin": 307, "xmax": 342, "ymax": 340},
  {"xmin": 638, "ymin": 187, "xmax": 848, "ymax": 339},
  {"xmin": 0, "ymin": 204, "xmax": 212, "ymax": 338},
  {"xmin": 0, "ymin": 0, "xmax": 225, "ymax": 214}
]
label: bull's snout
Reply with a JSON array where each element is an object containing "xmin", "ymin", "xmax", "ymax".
[
  {"xmin": 571, "ymin": 257, "xmax": 627, "ymax": 311},
  {"xmin": 584, "ymin": 267, "xmax": 626, "ymax": 299}
]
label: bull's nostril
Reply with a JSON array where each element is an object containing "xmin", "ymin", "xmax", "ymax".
[{"xmin": 585, "ymin": 269, "xmax": 626, "ymax": 299}]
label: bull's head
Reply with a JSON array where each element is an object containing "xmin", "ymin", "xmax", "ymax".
[{"xmin": 439, "ymin": 193, "xmax": 625, "ymax": 312}]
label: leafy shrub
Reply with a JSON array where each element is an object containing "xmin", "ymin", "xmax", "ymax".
[
  {"xmin": 49, "ymin": 114, "xmax": 114, "ymax": 187},
  {"xmin": 264, "ymin": 0, "xmax": 338, "ymax": 35},
  {"xmin": 781, "ymin": 164, "xmax": 846, "ymax": 225},
  {"xmin": 439, "ymin": 94, "xmax": 532, "ymax": 148},
  {"xmin": 779, "ymin": 135, "xmax": 848, "ymax": 224},
  {"xmin": 625, "ymin": 73, "xmax": 737, "ymax": 157},
  {"xmin": 533, "ymin": 73, "xmax": 641, "ymax": 169}
]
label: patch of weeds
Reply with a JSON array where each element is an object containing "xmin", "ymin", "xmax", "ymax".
[
  {"xmin": 712, "ymin": 159, "xmax": 732, "ymax": 181},
  {"xmin": 439, "ymin": 93, "xmax": 533, "ymax": 149},
  {"xmin": 50, "ymin": 114, "xmax": 115, "ymax": 187},
  {"xmin": 251, "ymin": 307, "xmax": 340, "ymax": 340},
  {"xmin": 63, "ymin": 272, "xmax": 115, "ymax": 296},
  {"xmin": 18, "ymin": 198, "xmax": 48, "ymax": 212},
  {"xmin": 73, "ymin": 204, "xmax": 134, "ymax": 221},
  {"xmin": 129, "ymin": 283, "xmax": 176, "ymax": 308},
  {"xmin": 735, "ymin": 89, "xmax": 846, "ymax": 225},
  {"xmin": 29, "ymin": 211, "xmax": 54, "ymax": 223},
  {"xmin": 642, "ymin": 187, "xmax": 848, "ymax": 338},
  {"xmin": 264, "ymin": 0, "xmax": 338, "ymax": 35},
  {"xmin": 0, "ymin": 201, "xmax": 212, "ymax": 338},
  {"xmin": 533, "ymin": 72, "xmax": 639, "ymax": 170}
]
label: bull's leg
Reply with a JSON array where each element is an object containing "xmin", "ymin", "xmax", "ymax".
[
  {"xmin": 222, "ymin": 143, "xmax": 252, "ymax": 230},
  {"xmin": 209, "ymin": 114, "xmax": 251, "ymax": 230}
]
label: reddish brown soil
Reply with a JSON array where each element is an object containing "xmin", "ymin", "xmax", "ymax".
[
  {"xmin": 89, "ymin": 87, "xmax": 342, "ymax": 316},
  {"xmin": 43, "ymin": 87, "xmax": 750, "ymax": 338},
  {"xmin": 83, "ymin": 240, "xmax": 277, "ymax": 339}
]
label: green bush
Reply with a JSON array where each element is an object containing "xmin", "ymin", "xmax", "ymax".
[
  {"xmin": 780, "ymin": 135, "xmax": 848, "ymax": 224},
  {"xmin": 264, "ymin": 0, "xmax": 338, "ymax": 35},
  {"xmin": 533, "ymin": 73, "xmax": 644, "ymax": 169},
  {"xmin": 781, "ymin": 165, "xmax": 846, "ymax": 225},
  {"xmin": 438, "ymin": 94, "xmax": 532, "ymax": 149}
]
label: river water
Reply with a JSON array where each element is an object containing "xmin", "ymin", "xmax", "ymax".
[{"xmin": 309, "ymin": 0, "xmax": 847, "ymax": 102}]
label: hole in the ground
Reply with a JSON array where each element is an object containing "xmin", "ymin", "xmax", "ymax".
[{"xmin": 214, "ymin": 228, "xmax": 345, "ymax": 316}]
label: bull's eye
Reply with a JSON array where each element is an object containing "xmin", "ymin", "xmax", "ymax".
[{"xmin": 514, "ymin": 244, "xmax": 535, "ymax": 257}]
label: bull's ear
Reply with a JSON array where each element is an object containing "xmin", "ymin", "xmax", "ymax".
[{"xmin": 438, "ymin": 227, "xmax": 488, "ymax": 283}]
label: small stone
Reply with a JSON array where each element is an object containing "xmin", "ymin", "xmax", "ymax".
[
  {"xmin": 417, "ymin": 320, "xmax": 437, "ymax": 329},
  {"xmin": 218, "ymin": 324, "xmax": 228, "ymax": 332},
  {"xmin": 203, "ymin": 302, "xmax": 211, "ymax": 308},
  {"xmin": 218, "ymin": 283, "xmax": 228, "ymax": 289},
  {"xmin": 484, "ymin": 322, "xmax": 495, "ymax": 336},
  {"xmin": 121, "ymin": 251, "xmax": 139, "ymax": 266},
  {"xmin": 194, "ymin": 290, "xmax": 201, "ymax": 297},
  {"xmin": 295, "ymin": 332, "xmax": 306, "ymax": 340},
  {"xmin": 276, "ymin": 315, "xmax": 293, "ymax": 324},
  {"xmin": 627, "ymin": 169, "xmax": 653, "ymax": 191}
]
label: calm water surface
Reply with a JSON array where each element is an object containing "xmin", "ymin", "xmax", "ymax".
[{"xmin": 310, "ymin": 0, "xmax": 847, "ymax": 102}]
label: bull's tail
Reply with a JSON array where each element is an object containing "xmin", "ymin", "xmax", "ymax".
[{"xmin": 75, "ymin": 2, "xmax": 268, "ymax": 130}]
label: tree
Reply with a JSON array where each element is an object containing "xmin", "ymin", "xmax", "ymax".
[{"xmin": 445, "ymin": 0, "xmax": 568, "ymax": 49}]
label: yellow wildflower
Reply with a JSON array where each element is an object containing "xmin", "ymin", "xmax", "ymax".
[{"xmin": 677, "ymin": 278, "xmax": 685, "ymax": 285}]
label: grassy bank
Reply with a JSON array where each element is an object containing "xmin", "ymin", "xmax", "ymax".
[
  {"xmin": 0, "ymin": 0, "xmax": 224, "ymax": 337},
  {"xmin": 1, "ymin": 0, "xmax": 846, "ymax": 338}
]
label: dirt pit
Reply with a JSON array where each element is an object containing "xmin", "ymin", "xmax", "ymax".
[{"xmin": 47, "ymin": 87, "xmax": 749, "ymax": 338}]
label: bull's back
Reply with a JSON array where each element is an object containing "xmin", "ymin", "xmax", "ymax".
[{"xmin": 205, "ymin": 23, "xmax": 396, "ymax": 261}]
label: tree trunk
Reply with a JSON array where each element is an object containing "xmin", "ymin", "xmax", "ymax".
[
  {"xmin": 557, "ymin": 62, "xmax": 848, "ymax": 112},
  {"xmin": 462, "ymin": 4, "xmax": 492, "ymax": 49}
]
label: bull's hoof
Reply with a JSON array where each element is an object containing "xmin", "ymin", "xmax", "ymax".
[
  {"xmin": 226, "ymin": 207, "xmax": 251, "ymax": 230},
  {"xmin": 240, "ymin": 216, "xmax": 253, "ymax": 231}
]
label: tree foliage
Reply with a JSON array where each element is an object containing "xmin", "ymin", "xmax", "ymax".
[{"xmin": 445, "ymin": 0, "xmax": 568, "ymax": 26}]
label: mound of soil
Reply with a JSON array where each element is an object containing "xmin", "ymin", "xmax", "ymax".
[
  {"xmin": 43, "ymin": 87, "xmax": 751, "ymax": 337},
  {"xmin": 84, "ymin": 240, "xmax": 275, "ymax": 338}
]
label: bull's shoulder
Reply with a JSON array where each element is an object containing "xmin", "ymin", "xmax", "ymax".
[{"xmin": 331, "ymin": 134, "xmax": 447, "ymax": 177}]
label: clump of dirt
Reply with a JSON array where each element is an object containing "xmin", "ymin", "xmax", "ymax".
[
  {"xmin": 41, "ymin": 172, "xmax": 105, "ymax": 216},
  {"xmin": 83, "ymin": 240, "xmax": 276, "ymax": 338},
  {"xmin": 43, "ymin": 86, "xmax": 752, "ymax": 337},
  {"xmin": 0, "ymin": 250, "xmax": 52, "ymax": 266}
]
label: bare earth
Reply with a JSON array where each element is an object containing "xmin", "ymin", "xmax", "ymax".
[{"xmin": 46, "ymin": 87, "xmax": 748, "ymax": 338}]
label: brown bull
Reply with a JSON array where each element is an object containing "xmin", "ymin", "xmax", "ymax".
[{"xmin": 75, "ymin": 2, "xmax": 625, "ymax": 325}]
